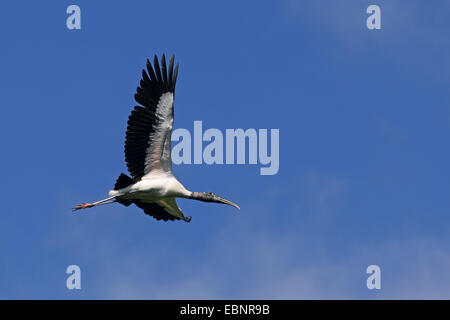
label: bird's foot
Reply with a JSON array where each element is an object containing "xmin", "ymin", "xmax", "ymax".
[
  {"xmin": 183, "ymin": 216, "xmax": 192, "ymax": 223},
  {"xmin": 72, "ymin": 203, "xmax": 95, "ymax": 211}
]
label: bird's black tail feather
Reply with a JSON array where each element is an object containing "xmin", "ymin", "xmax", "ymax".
[
  {"xmin": 114, "ymin": 173, "xmax": 134, "ymax": 206},
  {"xmin": 114, "ymin": 173, "xmax": 133, "ymax": 190}
]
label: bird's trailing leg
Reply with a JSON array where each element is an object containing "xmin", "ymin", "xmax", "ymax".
[{"xmin": 72, "ymin": 196, "xmax": 116, "ymax": 211}]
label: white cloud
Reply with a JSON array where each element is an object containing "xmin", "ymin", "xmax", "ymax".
[
  {"xmin": 285, "ymin": 0, "xmax": 450, "ymax": 81},
  {"xmin": 44, "ymin": 173, "xmax": 450, "ymax": 299}
]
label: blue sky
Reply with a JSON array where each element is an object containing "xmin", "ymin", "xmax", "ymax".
[{"xmin": 1, "ymin": 0, "xmax": 450, "ymax": 299}]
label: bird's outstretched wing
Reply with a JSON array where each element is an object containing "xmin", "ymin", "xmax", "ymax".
[
  {"xmin": 134, "ymin": 199, "xmax": 189, "ymax": 222},
  {"xmin": 125, "ymin": 54, "xmax": 178, "ymax": 181}
]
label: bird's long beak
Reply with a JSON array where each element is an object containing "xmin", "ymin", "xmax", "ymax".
[
  {"xmin": 214, "ymin": 195, "xmax": 240, "ymax": 210},
  {"xmin": 190, "ymin": 192, "xmax": 241, "ymax": 210}
]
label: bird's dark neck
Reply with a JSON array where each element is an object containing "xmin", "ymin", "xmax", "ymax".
[{"xmin": 189, "ymin": 192, "xmax": 216, "ymax": 203}]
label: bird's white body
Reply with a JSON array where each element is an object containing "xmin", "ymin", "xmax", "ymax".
[
  {"xmin": 107, "ymin": 173, "xmax": 192, "ymax": 220},
  {"xmin": 109, "ymin": 173, "xmax": 190, "ymax": 201}
]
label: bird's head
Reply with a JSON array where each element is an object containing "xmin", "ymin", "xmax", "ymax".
[{"xmin": 191, "ymin": 192, "xmax": 240, "ymax": 210}]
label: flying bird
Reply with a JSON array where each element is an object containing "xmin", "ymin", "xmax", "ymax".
[{"xmin": 73, "ymin": 54, "xmax": 240, "ymax": 222}]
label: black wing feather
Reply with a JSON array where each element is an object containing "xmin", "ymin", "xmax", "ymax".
[
  {"xmin": 168, "ymin": 56, "xmax": 174, "ymax": 89},
  {"xmin": 134, "ymin": 201, "xmax": 180, "ymax": 221},
  {"xmin": 172, "ymin": 64, "xmax": 179, "ymax": 92},
  {"xmin": 161, "ymin": 54, "xmax": 168, "ymax": 90},
  {"xmin": 146, "ymin": 59, "xmax": 157, "ymax": 82},
  {"xmin": 153, "ymin": 55, "xmax": 163, "ymax": 83}
]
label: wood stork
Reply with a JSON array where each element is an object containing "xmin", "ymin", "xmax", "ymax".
[{"xmin": 73, "ymin": 54, "xmax": 240, "ymax": 222}]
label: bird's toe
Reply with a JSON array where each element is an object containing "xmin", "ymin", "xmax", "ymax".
[{"xmin": 72, "ymin": 203, "xmax": 94, "ymax": 211}]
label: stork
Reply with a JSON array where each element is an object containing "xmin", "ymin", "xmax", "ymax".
[{"xmin": 73, "ymin": 54, "xmax": 240, "ymax": 222}]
